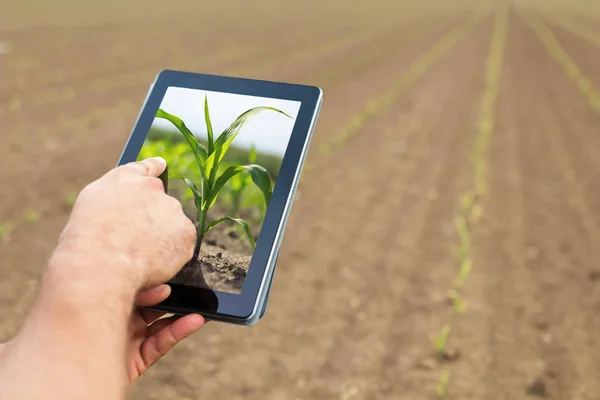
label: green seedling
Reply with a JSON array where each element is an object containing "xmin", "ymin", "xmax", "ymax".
[
  {"xmin": 454, "ymin": 215, "xmax": 471, "ymax": 261},
  {"xmin": 64, "ymin": 191, "xmax": 78, "ymax": 209},
  {"xmin": 436, "ymin": 369, "xmax": 450, "ymax": 399},
  {"xmin": 0, "ymin": 222, "xmax": 14, "ymax": 243},
  {"xmin": 24, "ymin": 209, "xmax": 41, "ymax": 223},
  {"xmin": 432, "ymin": 325, "xmax": 451, "ymax": 357},
  {"xmin": 475, "ymin": 173, "xmax": 487, "ymax": 197},
  {"xmin": 460, "ymin": 192, "xmax": 475, "ymax": 213},
  {"xmin": 447, "ymin": 289, "xmax": 467, "ymax": 314},
  {"xmin": 454, "ymin": 257, "xmax": 473, "ymax": 288},
  {"xmin": 469, "ymin": 203, "xmax": 483, "ymax": 224},
  {"xmin": 156, "ymin": 95, "xmax": 290, "ymax": 259}
]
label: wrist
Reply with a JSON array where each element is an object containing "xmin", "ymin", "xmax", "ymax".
[{"xmin": 45, "ymin": 244, "xmax": 139, "ymax": 317}]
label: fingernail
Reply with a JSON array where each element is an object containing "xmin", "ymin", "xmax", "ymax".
[
  {"xmin": 160, "ymin": 284, "xmax": 171, "ymax": 294},
  {"xmin": 149, "ymin": 156, "xmax": 167, "ymax": 166},
  {"xmin": 148, "ymin": 284, "xmax": 170, "ymax": 294}
]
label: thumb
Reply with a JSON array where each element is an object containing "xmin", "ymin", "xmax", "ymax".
[{"xmin": 127, "ymin": 157, "xmax": 167, "ymax": 177}]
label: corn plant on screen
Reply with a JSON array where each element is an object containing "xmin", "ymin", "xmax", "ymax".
[{"xmin": 137, "ymin": 87, "xmax": 301, "ymax": 294}]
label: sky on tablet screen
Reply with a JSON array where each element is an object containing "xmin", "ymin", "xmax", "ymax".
[{"xmin": 152, "ymin": 87, "xmax": 302, "ymax": 157}]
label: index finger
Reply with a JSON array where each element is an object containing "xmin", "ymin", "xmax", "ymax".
[{"xmin": 125, "ymin": 157, "xmax": 167, "ymax": 178}]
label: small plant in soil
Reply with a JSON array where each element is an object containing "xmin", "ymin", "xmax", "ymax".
[
  {"xmin": 432, "ymin": 325, "xmax": 451, "ymax": 357},
  {"xmin": 447, "ymin": 289, "xmax": 467, "ymax": 314},
  {"xmin": 460, "ymin": 192, "xmax": 475, "ymax": 213},
  {"xmin": 64, "ymin": 191, "xmax": 78, "ymax": 209},
  {"xmin": 469, "ymin": 203, "xmax": 483, "ymax": 224},
  {"xmin": 454, "ymin": 215, "xmax": 471, "ymax": 262},
  {"xmin": 24, "ymin": 209, "xmax": 41, "ymax": 223},
  {"xmin": 436, "ymin": 369, "xmax": 450, "ymax": 399},
  {"xmin": 454, "ymin": 257, "xmax": 473, "ymax": 289},
  {"xmin": 155, "ymin": 95, "xmax": 290, "ymax": 262}
]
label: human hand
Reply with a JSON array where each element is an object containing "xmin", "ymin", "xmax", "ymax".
[
  {"xmin": 51, "ymin": 157, "xmax": 196, "ymax": 291},
  {"xmin": 127, "ymin": 285, "xmax": 206, "ymax": 383},
  {"xmin": 0, "ymin": 158, "xmax": 202, "ymax": 400}
]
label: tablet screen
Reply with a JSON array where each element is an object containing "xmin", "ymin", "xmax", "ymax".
[{"xmin": 136, "ymin": 87, "xmax": 301, "ymax": 294}]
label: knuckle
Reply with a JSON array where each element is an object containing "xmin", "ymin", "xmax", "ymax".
[
  {"xmin": 185, "ymin": 240, "xmax": 195, "ymax": 260},
  {"xmin": 168, "ymin": 195, "xmax": 182, "ymax": 208},
  {"xmin": 182, "ymin": 218, "xmax": 196, "ymax": 240},
  {"xmin": 182, "ymin": 220, "xmax": 197, "ymax": 250},
  {"xmin": 164, "ymin": 196, "xmax": 184, "ymax": 214}
]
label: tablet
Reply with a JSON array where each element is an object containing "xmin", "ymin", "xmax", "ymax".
[{"xmin": 117, "ymin": 70, "xmax": 322, "ymax": 325}]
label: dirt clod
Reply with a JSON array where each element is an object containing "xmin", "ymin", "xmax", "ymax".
[
  {"xmin": 545, "ymin": 369, "xmax": 557, "ymax": 379},
  {"xmin": 526, "ymin": 377, "xmax": 548, "ymax": 397},
  {"xmin": 588, "ymin": 270, "xmax": 600, "ymax": 282},
  {"xmin": 440, "ymin": 349, "xmax": 461, "ymax": 362},
  {"xmin": 533, "ymin": 319, "xmax": 550, "ymax": 331}
]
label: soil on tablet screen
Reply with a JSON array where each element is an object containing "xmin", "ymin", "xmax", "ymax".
[
  {"xmin": 166, "ymin": 204, "xmax": 256, "ymax": 293},
  {"xmin": 169, "ymin": 221, "xmax": 252, "ymax": 293},
  {"xmin": 3, "ymin": 2, "xmax": 600, "ymax": 400}
]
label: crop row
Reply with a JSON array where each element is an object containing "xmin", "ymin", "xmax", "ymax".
[
  {"xmin": 0, "ymin": 13, "xmax": 350, "ymax": 94},
  {"xmin": 2, "ymin": 3, "xmax": 478, "ymax": 114},
  {"xmin": 518, "ymin": 1, "xmax": 600, "ymax": 22},
  {"xmin": 307, "ymin": 10, "xmax": 471, "ymax": 91},
  {"xmin": 2, "ymin": 7, "xmax": 470, "ymax": 116},
  {"xmin": 312, "ymin": 9, "xmax": 490, "ymax": 161},
  {"xmin": 12, "ymin": 26, "xmax": 409, "ymax": 137},
  {"xmin": 7, "ymin": 11, "xmax": 462, "ymax": 148},
  {"xmin": 2, "ymin": 6, "xmax": 460, "ymax": 113},
  {"xmin": 430, "ymin": 8, "xmax": 509, "ymax": 398},
  {"xmin": 521, "ymin": 11, "xmax": 600, "ymax": 245},
  {"xmin": 238, "ymin": 5, "xmax": 479, "ymax": 81},
  {"xmin": 1, "ymin": 21, "xmax": 361, "ymax": 113},
  {"xmin": 522, "ymin": 12, "xmax": 600, "ymax": 116},
  {"xmin": 545, "ymin": 13, "xmax": 600, "ymax": 48}
]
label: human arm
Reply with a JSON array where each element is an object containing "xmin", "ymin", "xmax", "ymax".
[{"xmin": 0, "ymin": 157, "xmax": 205, "ymax": 400}]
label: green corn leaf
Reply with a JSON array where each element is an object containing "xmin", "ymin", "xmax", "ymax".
[
  {"xmin": 208, "ymin": 107, "xmax": 291, "ymax": 184},
  {"xmin": 249, "ymin": 164, "xmax": 272, "ymax": 206},
  {"xmin": 204, "ymin": 95, "xmax": 214, "ymax": 154},
  {"xmin": 207, "ymin": 164, "xmax": 272, "ymax": 208},
  {"xmin": 156, "ymin": 109, "xmax": 207, "ymax": 178},
  {"xmin": 180, "ymin": 178, "xmax": 202, "ymax": 210},
  {"xmin": 434, "ymin": 325, "xmax": 451, "ymax": 354},
  {"xmin": 437, "ymin": 370, "xmax": 450, "ymax": 399},
  {"xmin": 207, "ymin": 165, "xmax": 249, "ymax": 207},
  {"xmin": 204, "ymin": 216, "xmax": 255, "ymax": 250},
  {"xmin": 204, "ymin": 152, "xmax": 217, "ymax": 184}
]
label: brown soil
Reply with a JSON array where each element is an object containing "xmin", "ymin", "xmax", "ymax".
[
  {"xmin": 161, "ymin": 195, "xmax": 256, "ymax": 293},
  {"xmin": 3, "ymin": 2, "xmax": 600, "ymax": 400},
  {"xmin": 169, "ymin": 243, "xmax": 251, "ymax": 294},
  {"xmin": 168, "ymin": 216, "xmax": 253, "ymax": 294}
]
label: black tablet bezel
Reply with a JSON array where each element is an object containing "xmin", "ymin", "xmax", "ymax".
[{"xmin": 117, "ymin": 70, "xmax": 321, "ymax": 321}]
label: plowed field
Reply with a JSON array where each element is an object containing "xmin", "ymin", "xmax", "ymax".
[{"xmin": 2, "ymin": 0, "xmax": 600, "ymax": 398}]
